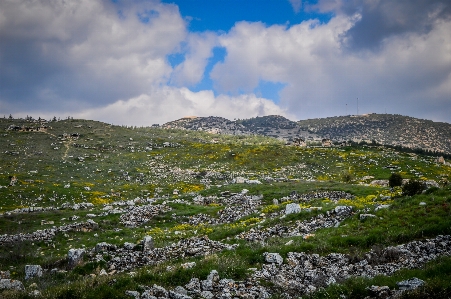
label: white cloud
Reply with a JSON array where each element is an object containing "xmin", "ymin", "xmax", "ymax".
[
  {"xmin": 73, "ymin": 87, "xmax": 290, "ymax": 126},
  {"xmin": 170, "ymin": 32, "xmax": 218, "ymax": 87},
  {"xmin": 0, "ymin": 0, "xmax": 186, "ymax": 107},
  {"xmin": 288, "ymin": 0, "xmax": 302, "ymax": 13},
  {"xmin": 209, "ymin": 14, "xmax": 451, "ymax": 121}
]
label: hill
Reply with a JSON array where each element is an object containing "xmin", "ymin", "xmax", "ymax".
[
  {"xmin": 163, "ymin": 114, "xmax": 451, "ymax": 154},
  {"xmin": 1, "ymin": 116, "xmax": 451, "ymax": 299}
]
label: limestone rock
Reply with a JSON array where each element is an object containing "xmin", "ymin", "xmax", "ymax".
[
  {"xmin": 264, "ymin": 252, "xmax": 283, "ymax": 265},
  {"xmin": 142, "ymin": 236, "xmax": 154, "ymax": 252},
  {"xmin": 25, "ymin": 265, "xmax": 43, "ymax": 280},
  {"xmin": 285, "ymin": 203, "xmax": 301, "ymax": 215},
  {"xmin": 0, "ymin": 279, "xmax": 25, "ymax": 291},
  {"xmin": 397, "ymin": 277, "xmax": 425, "ymax": 291},
  {"xmin": 67, "ymin": 248, "xmax": 85, "ymax": 269}
]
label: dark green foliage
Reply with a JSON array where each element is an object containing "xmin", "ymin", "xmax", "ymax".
[
  {"xmin": 389, "ymin": 173, "xmax": 403, "ymax": 188},
  {"xmin": 402, "ymin": 180, "xmax": 426, "ymax": 196}
]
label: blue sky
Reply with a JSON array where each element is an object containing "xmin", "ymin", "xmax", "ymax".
[{"xmin": 1, "ymin": 0, "xmax": 450, "ymax": 125}]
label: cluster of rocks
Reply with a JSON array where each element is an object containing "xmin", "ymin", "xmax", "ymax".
[
  {"xmin": 186, "ymin": 213, "xmax": 217, "ymax": 226},
  {"xmin": 1, "ymin": 202, "xmax": 94, "ymax": 216},
  {"xmin": 237, "ymin": 206, "xmax": 353, "ymax": 242},
  {"xmin": 0, "ymin": 219, "xmax": 98, "ymax": 245},
  {"xmin": 254, "ymin": 235, "xmax": 451, "ymax": 297},
  {"xmin": 217, "ymin": 194, "xmax": 262, "ymax": 224},
  {"xmin": 125, "ymin": 270, "xmax": 269, "ymax": 299},
  {"xmin": 120, "ymin": 204, "xmax": 172, "ymax": 227},
  {"xmin": 296, "ymin": 191, "xmax": 355, "ymax": 202},
  {"xmin": 92, "ymin": 236, "xmax": 238, "ymax": 272},
  {"xmin": 366, "ymin": 277, "xmax": 425, "ymax": 299},
  {"xmin": 186, "ymin": 193, "xmax": 263, "ymax": 225}
]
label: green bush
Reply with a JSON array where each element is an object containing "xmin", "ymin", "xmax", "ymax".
[
  {"xmin": 402, "ymin": 180, "xmax": 426, "ymax": 196},
  {"xmin": 389, "ymin": 173, "xmax": 403, "ymax": 188}
]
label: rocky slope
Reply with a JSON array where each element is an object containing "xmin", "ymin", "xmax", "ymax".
[{"xmin": 163, "ymin": 114, "xmax": 451, "ymax": 154}]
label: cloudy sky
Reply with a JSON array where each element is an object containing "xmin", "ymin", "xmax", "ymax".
[{"xmin": 1, "ymin": 0, "xmax": 450, "ymax": 125}]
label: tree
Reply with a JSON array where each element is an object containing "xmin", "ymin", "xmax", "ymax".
[
  {"xmin": 402, "ymin": 180, "xmax": 426, "ymax": 196},
  {"xmin": 389, "ymin": 173, "xmax": 403, "ymax": 188}
]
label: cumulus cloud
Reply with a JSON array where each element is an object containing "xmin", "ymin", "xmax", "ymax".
[
  {"xmin": 1, "ymin": 0, "xmax": 451, "ymax": 125},
  {"xmin": 0, "ymin": 0, "xmax": 186, "ymax": 109},
  {"xmin": 310, "ymin": 0, "xmax": 451, "ymax": 51},
  {"xmin": 170, "ymin": 32, "xmax": 218, "ymax": 87},
  {"xmin": 73, "ymin": 87, "xmax": 289, "ymax": 126},
  {"xmin": 210, "ymin": 10, "xmax": 451, "ymax": 121}
]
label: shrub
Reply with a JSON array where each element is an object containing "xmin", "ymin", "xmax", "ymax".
[
  {"xmin": 402, "ymin": 180, "xmax": 426, "ymax": 196},
  {"xmin": 389, "ymin": 173, "xmax": 403, "ymax": 188}
]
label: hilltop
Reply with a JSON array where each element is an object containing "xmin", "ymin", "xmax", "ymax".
[
  {"xmin": 163, "ymin": 114, "xmax": 451, "ymax": 154},
  {"xmin": 1, "ymin": 116, "xmax": 451, "ymax": 298}
]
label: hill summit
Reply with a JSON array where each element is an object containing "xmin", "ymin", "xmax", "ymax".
[{"xmin": 163, "ymin": 114, "xmax": 451, "ymax": 154}]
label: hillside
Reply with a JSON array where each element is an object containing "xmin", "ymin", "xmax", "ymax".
[
  {"xmin": 298, "ymin": 114, "xmax": 451, "ymax": 154},
  {"xmin": 1, "ymin": 116, "xmax": 451, "ymax": 298},
  {"xmin": 163, "ymin": 114, "xmax": 451, "ymax": 154}
]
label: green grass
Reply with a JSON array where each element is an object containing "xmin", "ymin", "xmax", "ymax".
[{"xmin": 2, "ymin": 118, "xmax": 451, "ymax": 298}]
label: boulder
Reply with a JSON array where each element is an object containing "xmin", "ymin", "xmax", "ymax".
[
  {"xmin": 67, "ymin": 248, "xmax": 85, "ymax": 269},
  {"xmin": 285, "ymin": 203, "xmax": 301, "ymax": 215},
  {"xmin": 142, "ymin": 236, "xmax": 154, "ymax": 252},
  {"xmin": 397, "ymin": 277, "xmax": 425, "ymax": 291},
  {"xmin": 25, "ymin": 265, "xmax": 43, "ymax": 280},
  {"xmin": 334, "ymin": 205, "xmax": 353, "ymax": 216},
  {"xmin": 264, "ymin": 252, "xmax": 283, "ymax": 265},
  {"xmin": 0, "ymin": 279, "xmax": 25, "ymax": 291},
  {"xmin": 360, "ymin": 214, "xmax": 376, "ymax": 220},
  {"xmin": 125, "ymin": 290, "xmax": 140, "ymax": 298}
]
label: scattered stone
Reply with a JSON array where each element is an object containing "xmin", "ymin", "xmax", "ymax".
[
  {"xmin": 397, "ymin": 277, "xmax": 425, "ymax": 291},
  {"xmin": 264, "ymin": 253, "xmax": 283, "ymax": 265},
  {"xmin": 142, "ymin": 236, "xmax": 154, "ymax": 252},
  {"xmin": 25, "ymin": 265, "xmax": 43, "ymax": 280},
  {"xmin": 375, "ymin": 204, "xmax": 391, "ymax": 211},
  {"xmin": 68, "ymin": 248, "xmax": 85, "ymax": 269},
  {"xmin": 367, "ymin": 285, "xmax": 391, "ymax": 298},
  {"xmin": 0, "ymin": 271, "xmax": 10, "ymax": 279},
  {"xmin": 360, "ymin": 214, "xmax": 377, "ymax": 220},
  {"xmin": 123, "ymin": 242, "xmax": 135, "ymax": 250},
  {"xmin": 419, "ymin": 202, "xmax": 427, "ymax": 206},
  {"xmin": 125, "ymin": 290, "xmax": 140, "ymax": 298},
  {"xmin": 120, "ymin": 204, "xmax": 172, "ymax": 227},
  {"xmin": 285, "ymin": 203, "xmax": 301, "ymax": 215},
  {"xmin": 0, "ymin": 279, "xmax": 25, "ymax": 291},
  {"xmin": 181, "ymin": 262, "xmax": 196, "ymax": 269},
  {"xmin": 334, "ymin": 205, "xmax": 353, "ymax": 216}
]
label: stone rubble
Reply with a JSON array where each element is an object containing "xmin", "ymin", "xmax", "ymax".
[
  {"xmin": 120, "ymin": 204, "xmax": 172, "ymax": 227},
  {"xmin": 68, "ymin": 248, "xmax": 86, "ymax": 269},
  {"xmin": 126, "ymin": 270, "xmax": 270, "ymax": 299},
  {"xmin": 0, "ymin": 279, "xmax": 25, "ymax": 291},
  {"xmin": 25, "ymin": 265, "xmax": 43, "ymax": 280},
  {"xmin": 0, "ymin": 220, "xmax": 98, "ymax": 245},
  {"xmin": 92, "ymin": 236, "xmax": 238, "ymax": 272},
  {"xmin": 253, "ymin": 235, "xmax": 451, "ymax": 297},
  {"xmin": 237, "ymin": 206, "xmax": 354, "ymax": 242}
]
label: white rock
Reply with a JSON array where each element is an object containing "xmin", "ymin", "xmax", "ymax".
[
  {"xmin": 0, "ymin": 279, "xmax": 25, "ymax": 291},
  {"xmin": 285, "ymin": 203, "xmax": 301, "ymax": 215},
  {"xmin": 67, "ymin": 248, "xmax": 85, "ymax": 269},
  {"xmin": 25, "ymin": 265, "xmax": 43, "ymax": 280},
  {"xmin": 264, "ymin": 252, "xmax": 283, "ymax": 265}
]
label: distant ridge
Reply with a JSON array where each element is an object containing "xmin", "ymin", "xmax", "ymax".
[{"xmin": 163, "ymin": 114, "xmax": 451, "ymax": 154}]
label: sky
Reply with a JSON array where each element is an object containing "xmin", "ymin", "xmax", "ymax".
[{"xmin": 0, "ymin": 0, "xmax": 450, "ymax": 126}]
